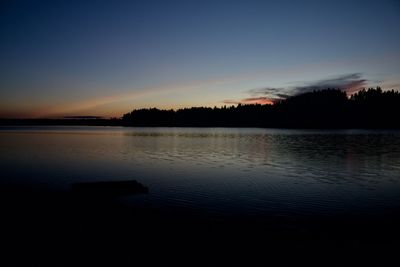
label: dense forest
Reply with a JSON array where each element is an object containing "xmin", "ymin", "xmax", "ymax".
[
  {"xmin": 2, "ymin": 87, "xmax": 399, "ymax": 128},
  {"xmin": 122, "ymin": 87, "xmax": 400, "ymax": 128}
]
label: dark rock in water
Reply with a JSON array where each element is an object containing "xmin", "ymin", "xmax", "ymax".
[{"xmin": 71, "ymin": 180, "xmax": 148, "ymax": 197}]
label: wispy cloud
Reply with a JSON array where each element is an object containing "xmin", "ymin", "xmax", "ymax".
[
  {"xmin": 240, "ymin": 97, "xmax": 274, "ymax": 105},
  {"xmin": 292, "ymin": 73, "xmax": 367, "ymax": 94},
  {"xmin": 36, "ymin": 73, "xmax": 261, "ymax": 118},
  {"xmin": 223, "ymin": 97, "xmax": 273, "ymax": 105},
  {"xmin": 251, "ymin": 73, "xmax": 367, "ymax": 100},
  {"xmin": 224, "ymin": 73, "xmax": 368, "ymax": 105}
]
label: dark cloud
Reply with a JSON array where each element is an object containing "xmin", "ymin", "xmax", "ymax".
[
  {"xmin": 248, "ymin": 87, "xmax": 284, "ymax": 96},
  {"xmin": 246, "ymin": 87, "xmax": 287, "ymax": 103},
  {"xmin": 247, "ymin": 73, "xmax": 367, "ymax": 101},
  {"xmin": 222, "ymin": 73, "xmax": 368, "ymax": 105},
  {"xmin": 291, "ymin": 73, "xmax": 367, "ymax": 95},
  {"xmin": 276, "ymin": 93, "xmax": 291, "ymax": 99}
]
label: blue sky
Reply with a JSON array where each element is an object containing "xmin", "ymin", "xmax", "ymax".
[{"xmin": 0, "ymin": 0, "xmax": 399, "ymax": 118}]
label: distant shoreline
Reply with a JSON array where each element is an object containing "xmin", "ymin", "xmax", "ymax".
[
  {"xmin": 0, "ymin": 118, "xmax": 123, "ymax": 127},
  {"xmin": 2, "ymin": 88, "xmax": 400, "ymax": 129},
  {"xmin": 1, "ymin": 119, "xmax": 400, "ymax": 129}
]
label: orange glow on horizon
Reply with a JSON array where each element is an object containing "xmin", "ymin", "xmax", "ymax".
[{"xmin": 241, "ymin": 97, "xmax": 274, "ymax": 105}]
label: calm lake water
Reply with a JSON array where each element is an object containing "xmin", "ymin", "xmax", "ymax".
[{"xmin": 1, "ymin": 126, "xmax": 400, "ymax": 218}]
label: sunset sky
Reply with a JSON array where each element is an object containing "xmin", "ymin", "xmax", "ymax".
[{"xmin": 1, "ymin": 0, "xmax": 399, "ymax": 118}]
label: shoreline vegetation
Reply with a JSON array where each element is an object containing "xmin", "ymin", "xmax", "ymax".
[{"xmin": 2, "ymin": 87, "xmax": 399, "ymax": 128}]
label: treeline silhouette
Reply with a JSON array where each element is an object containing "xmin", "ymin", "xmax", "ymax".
[
  {"xmin": 122, "ymin": 87, "xmax": 400, "ymax": 128},
  {"xmin": 1, "ymin": 87, "xmax": 399, "ymax": 128},
  {"xmin": 0, "ymin": 118, "xmax": 121, "ymax": 126}
]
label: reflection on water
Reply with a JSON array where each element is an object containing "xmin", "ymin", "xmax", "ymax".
[{"xmin": 1, "ymin": 126, "xmax": 400, "ymax": 217}]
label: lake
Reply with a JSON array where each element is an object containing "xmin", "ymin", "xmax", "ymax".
[{"xmin": 2, "ymin": 126, "xmax": 400, "ymax": 219}]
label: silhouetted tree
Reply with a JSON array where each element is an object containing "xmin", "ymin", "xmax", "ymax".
[
  {"xmin": 2, "ymin": 87, "xmax": 399, "ymax": 128},
  {"xmin": 121, "ymin": 87, "xmax": 400, "ymax": 128}
]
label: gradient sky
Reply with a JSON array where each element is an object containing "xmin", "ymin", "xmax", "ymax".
[{"xmin": 1, "ymin": 0, "xmax": 399, "ymax": 118}]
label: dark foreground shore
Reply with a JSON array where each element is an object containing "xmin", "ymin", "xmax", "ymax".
[{"xmin": 1, "ymin": 182, "xmax": 399, "ymax": 266}]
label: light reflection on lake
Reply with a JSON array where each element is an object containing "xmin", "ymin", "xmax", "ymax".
[{"xmin": 1, "ymin": 126, "xmax": 400, "ymax": 217}]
